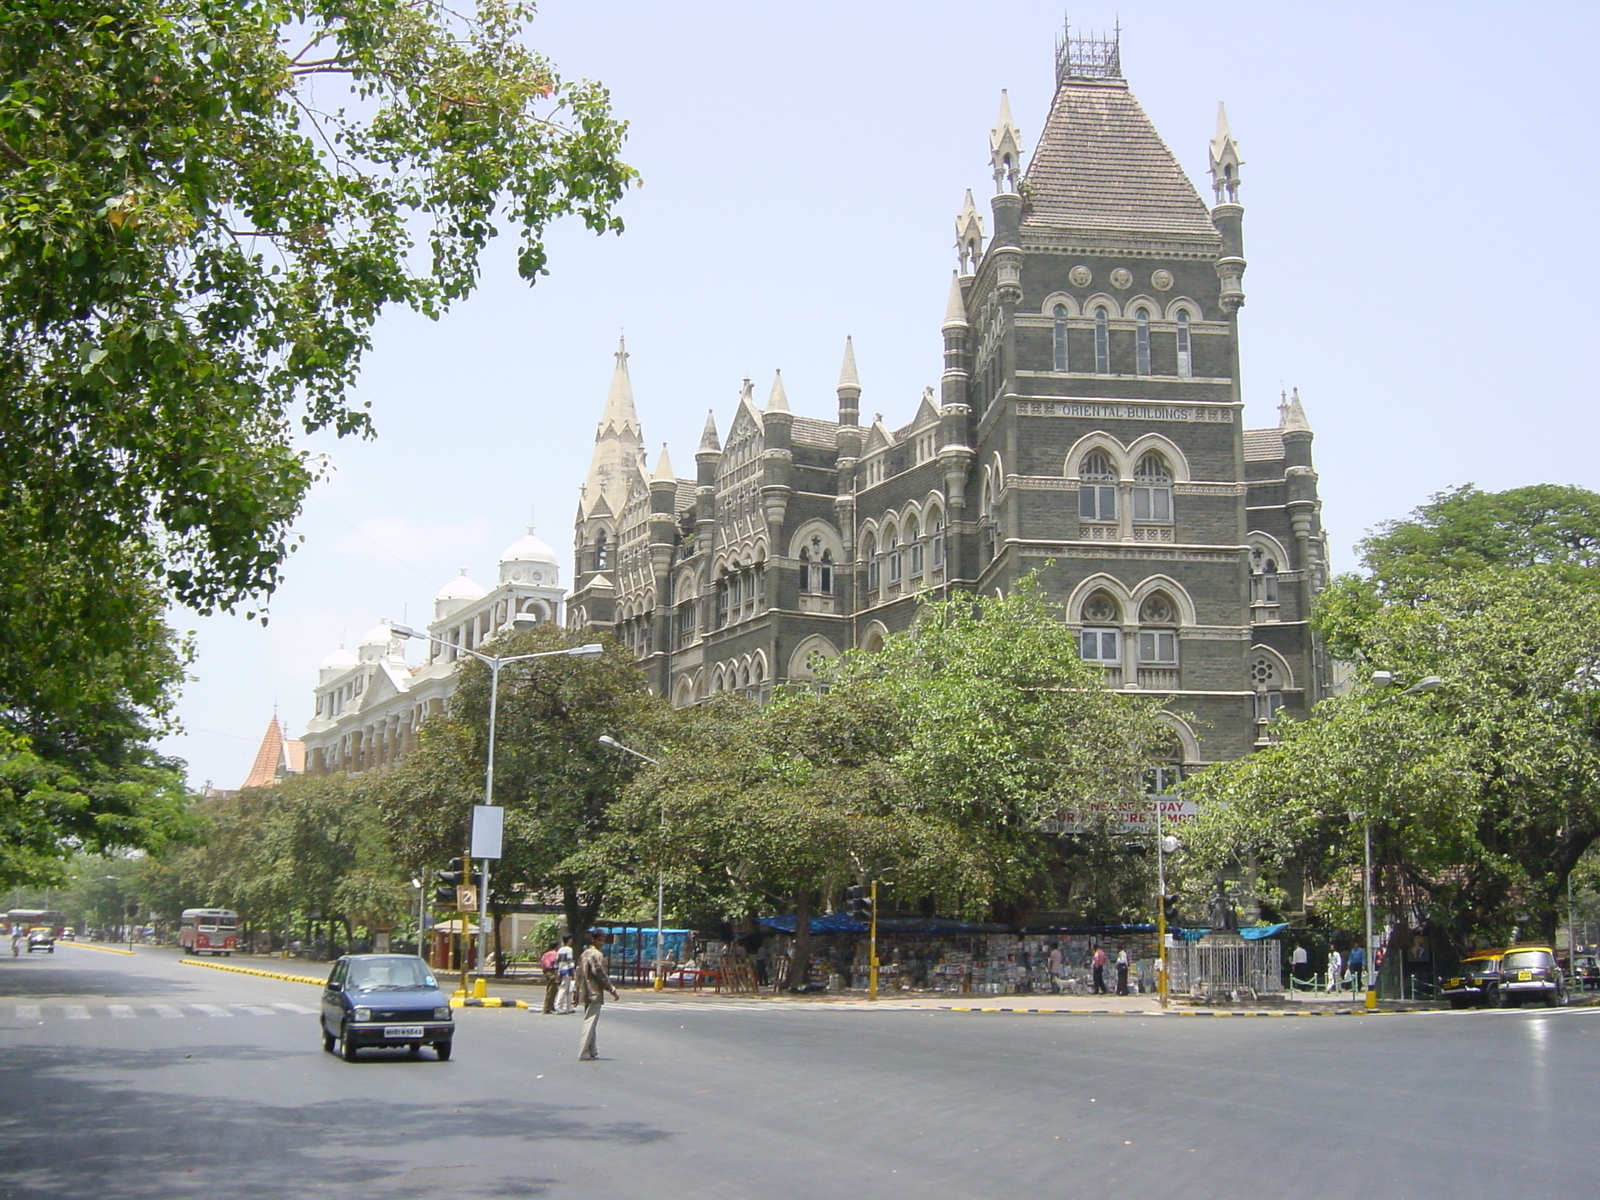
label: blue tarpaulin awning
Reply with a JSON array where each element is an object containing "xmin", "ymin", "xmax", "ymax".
[{"xmin": 1238, "ymin": 922, "xmax": 1290, "ymax": 940}]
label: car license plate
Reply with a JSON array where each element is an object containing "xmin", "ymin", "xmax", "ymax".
[
  {"xmin": 1518, "ymin": 970, "xmax": 1532, "ymax": 981},
  {"xmin": 385, "ymin": 1024, "xmax": 425, "ymax": 1038}
]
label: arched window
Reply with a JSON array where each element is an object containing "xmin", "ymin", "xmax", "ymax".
[
  {"xmin": 863, "ymin": 533, "xmax": 879, "ymax": 595},
  {"xmin": 1137, "ymin": 593, "xmax": 1179, "ymax": 664},
  {"xmin": 930, "ymin": 511, "xmax": 945, "ymax": 568},
  {"xmin": 906, "ymin": 517, "xmax": 923, "ymax": 580},
  {"xmin": 1052, "ymin": 304, "xmax": 1069, "ymax": 372},
  {"xmin": 886, "ymin": 525, "xmax": 901, "ymax": 585},
  {"xmin": 1078, "ymin": 450, "xmax": 1118, "ymax": 522},
  {"xmin": 1079, "ymin": 590, "xmax": 1122, "ymax": 663},
  {"xmin": 1093, "ymin": 306, "xmax": 1111, "ymax": 373},
  {"xmin": 1175, "ymin": 311, "xmax": 1192, "ymax": 378},
  {"xmin": 1132, "ymin": 452, "xmax": 1173, "ymax": 523},
  {"xmin": 594, "ymin": 531, "xmax": 609, "ymax": 571},
  {"xmin": 1134, "ymin": 307, "xmax": 1152, "ymax": 375},
  {"xmin": 798, "ymin": 544, "xmax": 811, "ymax": 593}
]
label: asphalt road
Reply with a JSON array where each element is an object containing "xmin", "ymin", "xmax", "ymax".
[{"xmin": 1, "ymin": 945, "xmax": 1595, "ymax": 1199}]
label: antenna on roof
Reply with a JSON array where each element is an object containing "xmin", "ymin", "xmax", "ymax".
[{"xmin": 1055, "ymin": 16, "xmax": 1123, "ymax": 85}]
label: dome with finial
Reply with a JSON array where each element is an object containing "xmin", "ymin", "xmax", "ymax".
[
  {"xmin": 318, "ymin": 644, "xmax": 358, "ymax": 682},
  {"xmin": 434, "ymin": 568, "xmax": 485, "ymax": 619},
  {"xmin": 357, "ymin": 621, "xmax": 399, "ymax": 664},
  {"xmin": 499, "ymin": 527, "xmax": 560, "ymax": 586}
]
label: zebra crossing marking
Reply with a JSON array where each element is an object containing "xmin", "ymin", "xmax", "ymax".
[
  {"xmin": 151, "ymin": 1004, "xmax": 184, "ymax": 1019},
  {"xmin": 273, "ymin": 1002, "xmax": 317, "ymax": 1015},
  {"xmin": 16, "ymin": 1005, "xmax": 39, "ymax": 1021},
  {"xmin": 189, "ymin": 1004, "xmax": 234, "ymax": 1018},
  {"xmin": 236, "ymin": 1005, "xmax": 278, "ymax": 1017},
  {"xmin": 64, "ymin": 1005, "xmax": 90, "ymax": 1020},
  {"xmin": 108, "ymin": 1005, "xmax": 136, "ymax": 1019}
]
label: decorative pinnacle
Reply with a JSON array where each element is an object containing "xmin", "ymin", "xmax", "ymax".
[
  {"xmin": 766, "ymin": 370, "xmax": 790, "ymax": 413},
  {"xmin": 698, "ymin": 409, "xmax": 721, "ymax": 454}
]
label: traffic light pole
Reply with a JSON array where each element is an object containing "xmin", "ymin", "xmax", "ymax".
[{"xmin": 868, "ymin": 880, "xmax": 879, "ymax": 1002}]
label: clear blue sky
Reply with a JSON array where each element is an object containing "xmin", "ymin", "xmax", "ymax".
[{"xmin": 162, "ymin": 0, "xmax": 1600, "ymax": 789}]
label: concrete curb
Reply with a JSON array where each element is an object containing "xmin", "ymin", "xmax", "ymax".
[
  {"xmin": 450, "ymin": 997, "xmax": 528, "ymax": 1009},
  {"xmin": 58, "ymin": 942, "xmax": 136, "ymax": 956},
  {"xmin": 179, "ymin": 959, "xmax": 324, "ymax": 986}
]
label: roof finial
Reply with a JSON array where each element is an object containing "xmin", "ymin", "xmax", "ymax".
[
  {"xmin": 837, "ymin": 336, "xmax": 860, "ymax": 391},
  {"xmin": 698, "ymin": 409, "xmax": 721, "ymax": 453},
  {"xmin": 652, "ymin": 442, "xmax": 675, "ymax": 482},
  {"xmin": 955, "ymin": 189, "xmax": 985, "ymax": 273},
  {"xmin": 766, "ymin": 370, "xmax": 790, "ymax": 413}
]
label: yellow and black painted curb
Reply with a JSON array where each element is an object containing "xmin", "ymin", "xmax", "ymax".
[
  {"xmin": 935, "ymin": 1004, "xmax": 1416, "ymax": 1017},
  {"xmin": 450, "ymin": 997, "xmax": 528, "ymax": 1009},
  {"xmin": 179, "ymin": 959, "xmax": 324, "ymax": 986},
  {"xmin": 58, "ymin": 942, "xmax": 136, "ymax": 956}
]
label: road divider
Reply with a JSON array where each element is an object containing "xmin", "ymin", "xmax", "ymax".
[
  {"xmin": 58, "ymin": 942, "xmax": 137, "ymax": 956},
  {"xmin": 451, "ymin": 996, "xmax": 528, "ymax": 1008},
  {"xmin": 180, "ymin": 959, "xmax": 325, "ymax": 986}
]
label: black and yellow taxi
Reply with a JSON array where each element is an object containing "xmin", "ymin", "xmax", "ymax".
[
  {"xmin": 1441, "ymin": 948, "xmax": 1503, "ymax": 1008},
  {"xmin": 1496, "ymin": 945, "xmax": 1566, "ymax": 1007}
]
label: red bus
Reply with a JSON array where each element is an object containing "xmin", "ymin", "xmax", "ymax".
[{"xmin": 179, "ymin": 909, "xmax": 239, "ymax": 956}]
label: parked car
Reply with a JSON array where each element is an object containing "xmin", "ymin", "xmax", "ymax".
[
  {"xmin": 26, "ymin": 928, "xmax": 55, "ymax": 954},
  {"xmin": 320, "ymin": 954, "xmax": 454, "ymax": 1062},
  {"xmin": 1497, "ymin": 945, "xmax": 1566, "ymax": 1007},
  {"xmin": 1440, "ymin": 949, "xmax": 1503, "ymax": 1008}
]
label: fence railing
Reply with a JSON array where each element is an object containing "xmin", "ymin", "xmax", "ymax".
[{"xmin": 1167, "ymin": 935, "xmax": 1284, "ymax": 1002}]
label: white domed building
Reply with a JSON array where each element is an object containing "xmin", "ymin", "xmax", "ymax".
[{"xmin": 299, "ymin": 531, "xmax": 567, "ymax": 776}]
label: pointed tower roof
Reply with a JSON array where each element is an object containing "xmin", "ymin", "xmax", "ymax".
[
  {"xmin": 652, "ymin": 442, "xmax": 675, "ymax": 482},
  {"xmin": 581, "ymin": 337, "xmax": 647, "ymax": 519},
  {"xmin": 837, "ymin": 338, "xmax": 860, "ymax": 390},
  {"xmin": 1023, "ymin": 56, "xmax": 1219, "ymax": 245},
  {"xmin": 242, "ymin": 715, "xmax": 304, "ymax": 790},
  {"xmin": 1279, "ymin": 387, "xmax": 1310, "ymax": 433},
  {"xmin": 954, "ymin": 188, "xmax": 986, "ymax": 272},
  {"xmin": 766, "ymin": 370, "xmax": 790, "ymax": 413},
  {"xmin": 943, "ymin": 271, "xmax": 969, "ymax": 327},
  {"xmin": 698, "ymin": 409, "xmax": 721, "ymax": 454}
]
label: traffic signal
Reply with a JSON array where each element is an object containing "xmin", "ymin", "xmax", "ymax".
[
  {"xmin": 1159, "ymin": 893, "xmax": 1179, "ymax": 927},
  {"xmin": 845, "ymin": 884, "xmax": 873, "ymax": 922},
  {"xmin": 435, "ymin": 857, "xmax": 465, "ymax": 907}
]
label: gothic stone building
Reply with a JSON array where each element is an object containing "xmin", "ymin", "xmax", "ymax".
[{"xmin": 568, "ymin": 30, "xmax": 1329, "ymax": 773}]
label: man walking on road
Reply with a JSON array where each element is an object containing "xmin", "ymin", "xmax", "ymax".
[{"xmin": 576, "ymin": 930, "xmax": 619, "ymax": 1061}]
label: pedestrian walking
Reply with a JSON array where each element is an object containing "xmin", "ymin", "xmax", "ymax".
[
  {"xmin": 1326, "ymin": 948, "xmax": 1343, "ymax": 992},
  {"xmin": 554, "ymin": 938, "xmax": 576, "ymax": 1013},
  {"xmin": 539, "ymin": 940, "xmax": 563, "ymax": 1014},
  {"xmin": 1348, "ymin": 944, "xmax": 1366, "ymax": 991},
  {"xmin": 1091, "ymin": 945, "xmax": 1108, "ymax": 994},
  {"xmin": 1290, "ymin": 943, "xmax": 1310, "ymax": 985},
  {"xmin": 10, "ymin": 928, "xmax": 23, "ymax": 957},
  {"xmin": 576, "ymin": 930, "xmax": 618, "ymax": 1061},
  {"xmin": 1115, "ymin": 946, "xmax": 1129, "ymax": 995}
]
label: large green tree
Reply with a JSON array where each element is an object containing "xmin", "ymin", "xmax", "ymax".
[{"xmin": 0, "ymin": 0, "xmax": 634, "ymax": 874}]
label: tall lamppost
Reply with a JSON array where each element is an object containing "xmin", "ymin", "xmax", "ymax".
[
  {"xmin": 391, "ymin": 619, "xmax": 602, "ymax": 982},
  {"xmin": 409, "ymin": 878, "xmax": 425, "ymax": 959},
  {"xmin": 597, "ymin": 735, "xmax": 665, "ymax": 989},
  {"xmin": 1361, "ymin": 672, "xmax": 1444, "ymax": 1002}
]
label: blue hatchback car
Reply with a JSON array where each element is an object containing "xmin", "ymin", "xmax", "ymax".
[{"xmin": 321, "ymin": 954, "xmax": 454, "ymax": 1061}]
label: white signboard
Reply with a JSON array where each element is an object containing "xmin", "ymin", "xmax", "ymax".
[
  {"xmin": 471, "ymin": 805, "xmax": 504, "ymax": 860},
  {"xmin": 1043, "ymin": 798, "xmax": 1198, "ymax": 835}
]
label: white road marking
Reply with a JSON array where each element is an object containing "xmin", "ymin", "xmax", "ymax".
[
  {"xmin": 191, "ymin": 1004, "xmax": 234, "ymax": 1017},
  {"xmin": 108, "ymin": 1005, "xmax": 136, "ymax": 1019},
  {"xmin": 272, "ymin": 1002, "xmax": 317, "ymax": 1015},
  {"xmin": 150, "ymin": 1004, "xmax": 184, "ymax": 1019},
  {"xmin": 64, "ymin": 1005, "xmax": 91, "ymax": 1020},
  {"xmin": 236, "ymin": 1005, "xmax": 277, "ymax": 1017},
  {"xmin": 16, "ymin": 1005, "xmax": 40, "ymax": 1021}
]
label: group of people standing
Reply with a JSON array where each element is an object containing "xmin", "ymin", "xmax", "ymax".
[
  {"xmin": 1045, "ymin": 942, "xmax": 1134, "ymax": 995},
  {"xmin": 540, "ymin": 931, "xmax": 620, "ymax": 1061}
]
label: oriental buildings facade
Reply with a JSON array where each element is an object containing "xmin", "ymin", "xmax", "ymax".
[{"xmin": 569, "ymin": 28, "xmax": 1330, "ymax": 772}]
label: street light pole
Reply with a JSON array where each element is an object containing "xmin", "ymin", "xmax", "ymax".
[
  {"xmin": 598, "ymin": 736, "xmax": 665, "ymax": 989},
  {"xmin": 392, "ymin": 621, "xmax": 602, "ymax": 986}
]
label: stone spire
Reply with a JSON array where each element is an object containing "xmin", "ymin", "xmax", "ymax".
[
  {"xmin": 836, "ymin": 336, "xmax": 861, "ymax": 428},
  {"xmin": 1279, "ymin": 387, "xmax": 1310, "ymax": 432},
  {"xmin": 652, "ymin": 442, "xmax": 675, "ymax": 482},
  {"xmin": 943, "ymin": 270, "xmax": 968, "ymax": 328},
  {"xmin": 765, "ymin": 370, "xmax": 790, "ymax": 413},
  {"xmin": 955, "ymin": 188, "xmax": 986, "ymax": 275},
  {"xmin": 1209, "ymin": 102, "xmax": 1243, "ymax": 205},
  {"xmin": 580, "ymin": 336, "xmax": 647, "ymax": 519},
  {"xmin": 698, "ymin": 409, "xmax": 721, "ymax": 454},
  {"xmin": 990, "ymin": 89, "xmax": 1023, "ymax": 193}
]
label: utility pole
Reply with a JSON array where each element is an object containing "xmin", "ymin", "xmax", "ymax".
[{"xmin": 869, "ymin": 880, "xmax": 880, "ymax": 1002}]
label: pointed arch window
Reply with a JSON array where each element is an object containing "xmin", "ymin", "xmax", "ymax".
[
  {"xmin": 863, "ymin": 533, "xmax": 879, "ymax": 596},
  {"xmin": 1078, "ymin": 450, "xmax": 1118, "ymax": 522},
  {"xmin": 1137, "ymin": 593, "xmax": 1179, "ymax": 664},
  {"xmin": 930, "ymin": 511, "xmax": 945, "ymax": 568},
  {"xmin": 1134, "ymin": 307, "xmax": 1152, "ymax": 375},
  {"xmin": 1175, "ymin": 311, "xmax": 1193, "ymax": 378},
  {"xmin": 1132, "ymin": 452, "xmax": 1173, "ymax": 523},
  {"xmin": 819, "ymin": 549, "xmax": 833, "ymax": 594},
  {"xmin": 1052, "ymin": 304, "xmax": 1069, "ymax": 372},
  {"xmin": 798, "ymin": 545, "xmax": 812, "ymax": 593},
  {"xmin": 1093, "ymin": 307, "xmax": 1111, "ymax": 373},
  {"xmin": 907, "ymin": 516, "xmax": 923, "ymax": 581},
  {"xmin": 594, "ymin": 531, "xmax": 609, "ymax": 571},
  {"xmin": 886, "ymin": 525, "xmax": 901, "ymax": 585},
  {"xmin": 1251, "ymin": 550, "xmax": 1280, "ymax": 606},
  {"xmin": 1079, "ymin": 591, "xmax": 1122, "ymax": 663}
]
